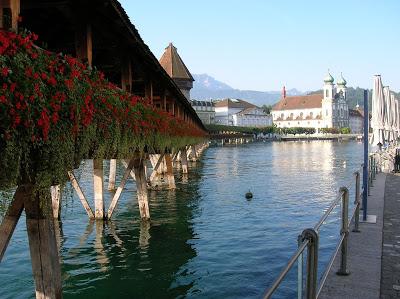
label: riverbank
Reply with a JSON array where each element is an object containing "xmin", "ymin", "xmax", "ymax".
[{"xmin": 319, "ymin": 172, "xmax": 400, "ymax": 298}]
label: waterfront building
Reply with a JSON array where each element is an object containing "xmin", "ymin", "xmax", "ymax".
[
  {"xmin": 190, "ymin": 100, "xmax": 216, "ymax": 124},
  {"xmin": 160, "ymin": 43, "xmax": 194, "ymax": 100},
  {"xmin": 271, "ymin": 72, "xmax": 349, "ymax": 132},
  {"xmin": 349, "ymin": 105, "xmax": 364, "ymax": 134},
  {"xmin": 214, "ymin": 98, "xmax": 272, "ymax": 127}
]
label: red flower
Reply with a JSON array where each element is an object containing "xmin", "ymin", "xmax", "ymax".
[{"xmin": 1, "ymin": 67, "xmax": 9, "ymax": 77}]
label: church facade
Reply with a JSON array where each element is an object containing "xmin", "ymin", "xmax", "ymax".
[{"xmin": 271, "ymin": 73, "xmax": 349, "ymax": 132}]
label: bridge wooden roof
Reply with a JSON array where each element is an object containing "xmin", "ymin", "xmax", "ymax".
[{"xmin": 19, "ymin": 0, "xmax": 205, "ymax": 131}]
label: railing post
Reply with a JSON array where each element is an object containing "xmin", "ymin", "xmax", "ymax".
[
  {"xmin": 352, "ymin": 172, "xmax": 361, "ymax": 233},
  {"xmin": 369, "ymin": 156, "xmax": 373, "ymax": 188},
  {"xmin": 301, "ymin": 228, "xmax": 319, "ymax": 299},
  {"xmin": 337, "ymin": 187, "xmax": 350, "ymax": 276},
  {"xmin": 368, "ymin": 158, "xmax": 371, "ymax": 196},
  {"xmin": 297, "ymin": 234, "xmax": 303, "ymax": 299}
]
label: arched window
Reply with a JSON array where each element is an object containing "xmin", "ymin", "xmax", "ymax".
[
  {"xmin": 325, "ymin": 90, "xmax": 329, "ymax": 97},
  {"xmin": 300, "ymin": 112, "xmax": 304, "ymax": 119},
  {"xmin": 310, "ymin": 112, "xmax": 314, "ymax": 118}
]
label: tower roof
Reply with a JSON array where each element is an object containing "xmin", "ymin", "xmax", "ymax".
[
  {"xmin": 324, "ymin": 70, "xmax": 334, "ymax": 84},
  {"xmin": 159, "ymin": 43, "xmax": 194, "ymax": 81},
  {"xmin": 337, "ymin": 73, "xmax": 347, "ymax": 86}
]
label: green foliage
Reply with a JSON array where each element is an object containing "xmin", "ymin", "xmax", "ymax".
[
  {"xmin": 340, "ymin": 127, "xmax": 351, "ymax": 134},
  {"xmin": 279, "ymin": 127, "xmax": 315, "ymax": 135},
  {"xmin": 206, "ymin": 124, "xmax": 276, "ymax": 135},
  {"xmin": 320, "ymin": 128, "xmax": 340, "ymax": 134},
  {"xmin": 261, "ymin": 104, "xmax": 273, "ymax": 114}
]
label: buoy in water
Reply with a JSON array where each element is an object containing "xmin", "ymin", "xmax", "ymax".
[{"xmin": 245, "ymin": 191, "xmax": 253, "ymax": 200}]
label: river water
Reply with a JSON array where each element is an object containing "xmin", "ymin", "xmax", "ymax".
[{"xmin": 0, "ymin": 140, "xmax": 363, "ymax": 299}]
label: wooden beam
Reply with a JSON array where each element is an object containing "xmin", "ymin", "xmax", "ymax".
[
  {"xmin": 24, "ymin": 186, "xmax": 62, "ymax": 299},
  {"xmin": 149, "ymin": 153, "xmax": 165, "ymax": 182},
  {"xmin": 133, "ymin": 158, "xmax": 150, "ymax": 220},
  {"xmin": 93, "ymin": 159, "xmax": 104, "ymax": 219},
  {"xmin": 121, "ymin": 159, "xmax": 136, "ymax": 180},
  {"xmin": 68, "ymin": 171, "xmax": 94, "ymax": 218},
  {"xmin": 75, "ymin": 22, "xmax": 92, "ymax": 67},
  {"xmin": 121, "ymin": 55, "xmax": 132, "ymax": 92},
  {"xmin": 145, "ymin": 81, "xmax": 153, "ymax": 104},
  {"xmin": 0, "ymin": 0, "xmax": 20, "ymax": 30},
  {"xmin": 50, "ymin": 185, "xmax": 61, "ymax": 220},
  {"xmin": 163, "ymin": 90, "xmax": 167, "ymax": 111},
  {"xmin": 108, "ymin": 159, "xmax": 117, "ymax": 191},
  {"xmin": 107, "ymin": 157, "xmax": 135, "ymax": 219},
  {"xmin": 0, "ymin": 185, "xmax": 24, "ymax": 261}
]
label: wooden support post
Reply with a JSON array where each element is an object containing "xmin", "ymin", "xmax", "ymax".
[
  {"xmin": 133, "ymin": 158, "xmax": 150, "ymax": 220},
  {"xmin": 108, "ymin": 159, "xmax": 117, "ymax": 191},
  {"xmin": 0, "ymin": 185, "xmax": 24, "ymax": 261},
  {"xmin": 0, "ymin": 0, "xmax": 20, "ymax": 30},
  {"xmin": 165, "ymin": 154, "xmax": 176, "ymax": 189},
  {"xmin": 190, "ymin": 145, "xmax": 198, "ymax": 162},
  {"xmin": 181, "ymin": 148, "xmax": 188, "ymax": 174},
  {"xmin": 75, "ymin": 22, "xmax": 92, "ymax": 67},
  {"xmin": 68, "ymin": 171, "xmax": 95, "ymax": 218},
  {"xmin": 107, "ymin": 158, "xmax": 135, "ymax": 219},
  {"xmin": 121, "ymin": 56, "xmax": 132, "ymax": 92},
  {"xmin": 149, "ymin": 153, "xmax": 165, "ymax": 182},
  {"xmin": 145, "ymin": 81, "xmax": 153, "ymax": 104},
  {"xmin": 163, "ymin": 90, "xmax": 167, "ymax": 111},
  {"xmin": 50, "ymin": 185, "xmax": 61, "ymax": 220},
  {"xmin": 121, "ymin": 159, "xmax": 136, "ymax": 180},
  {"xmin": 93, "ymin": 159, "xmax": 104, "ymax": 219},
  {"xmin": 25, "ymin": 186, "xmax": 62, "ymax": 299}
]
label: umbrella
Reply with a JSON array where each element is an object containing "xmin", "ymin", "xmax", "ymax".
[
  {"xmin": 391, "ymin": 93, "xmax": 398, "ymax": 143},
  {"xmin": 370, "ymin": 75, "xmax": 385, "ymax": 146},
  {"xmin": 383, "ymin": 86, "xmax": 392, "ymax": 143}
]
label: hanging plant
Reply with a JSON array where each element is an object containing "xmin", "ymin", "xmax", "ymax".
[{"xmin": 0, "ymin": 30, "xmax": 206, "ymax": 191}]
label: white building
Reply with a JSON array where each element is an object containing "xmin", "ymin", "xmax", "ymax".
[
  {"xmin": 214, "ymin": 98, "xmax": 272, "ymax": 127},
  {"xmin": 271, "ymin": 72, "xmax": 349, "ymax": 132},
  {"xmin": 349, "ymin": 105, "xmax": 364, "ymax": 134},
  {"xmin": 190, "ymin": 100, "xmax": 215, "ymax": 124}
]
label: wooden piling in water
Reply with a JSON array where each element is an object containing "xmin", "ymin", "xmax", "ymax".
[
  {"xmin": 24, "ymin": 186, "xmax": 62, "ymax": 299},
  {"xmin": 133, "ymin": 158, "xmax": 150, "ymax": 220},
  {"xmin": 108, "ymin": 159, "xmax": 117, "ymax": 191},
  {"xmin": 51, "ymin": 185, "xmax": 61, "ymax": 220},
  {"xmin": 93, "ymin": 159, "xmax": 104, "ymax": 219},
  {"xmin": 165, "ymin": 154, "xmax": 176, "ymax": 189},
  {"xmin": 0, "ymin": 185, "xmax": 25, "ymax": 261},
  {"xmin": 181, "ymin": 147, "xmax": 188, "ymax": 174}
]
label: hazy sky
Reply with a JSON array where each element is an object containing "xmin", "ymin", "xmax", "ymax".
[{"xmin": 120, "ymin": 0, "xmax": 400, "ymax": 92}]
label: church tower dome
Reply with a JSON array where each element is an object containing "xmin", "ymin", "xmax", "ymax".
[
  {"xmin": 337, "ymin": 73, "xmax": 347, "ymax": 87},
  {"xmin": 324, "ymin": 70, "xmax": 334, "ymax": 84}
]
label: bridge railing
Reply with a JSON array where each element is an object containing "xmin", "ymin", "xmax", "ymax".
[{"xmin": 263, "ymin": 154, "xmax": 380, "ymax": 299}]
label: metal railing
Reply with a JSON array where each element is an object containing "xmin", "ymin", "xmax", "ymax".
[{"xmin": 263, "ymin": 154, "xmax": 381, "ymax": 299}]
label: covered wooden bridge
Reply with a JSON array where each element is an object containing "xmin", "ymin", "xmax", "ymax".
[{"xmin": 0, "ymin": 0, "xmax": 208, "ymax": 298}]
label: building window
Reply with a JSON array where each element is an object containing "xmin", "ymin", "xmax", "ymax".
[
  {"xmin": 325, "ymin": 90, "xmax": 328, "ymax": 97},
  {"xmin": 326, "ymin": 109, "xmax": 328, "ymax": 116}
]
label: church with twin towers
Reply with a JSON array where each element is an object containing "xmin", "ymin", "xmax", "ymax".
[{"xmin": 271, "ymin": 72, "xmax": 349, "ymax": 132}]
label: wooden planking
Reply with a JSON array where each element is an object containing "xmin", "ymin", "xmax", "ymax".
[
  {"xmin": 0, "ymin": 0, "xmax": 20, "ymax": 30},
  {"xmin": 0, "ymin": 184, "xmax": 25, "ymax": 261},
  {"xmin": 24, "ymin": 187, "xmax": 62, "ymax": 299},
  {"xmin": 133, "ymin": 158, "xmax": 150, "ymax": 220},
  {"xmin": 93, "ymin": 159, "xmax": 104, "ymax": 219},
  {"xmin": 68, "ymin": 171, "xmax": 94, "ymax": 218},
  {"xmin": 108, "ymin": 159, "xmax": 117, "ymax": 191},
  {"xmin": 121, "ymin": 55, "xmax": 132, "ymax": 92},
  {"xmin": 107, "ymin": 157, "xmax": 135, "ymax": 219}
]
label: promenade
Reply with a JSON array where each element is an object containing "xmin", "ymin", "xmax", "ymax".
[{"xmin": 319, "ymin": 172, "xmax": 400, "ymax": 298}]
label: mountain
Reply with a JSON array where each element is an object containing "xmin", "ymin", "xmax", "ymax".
[{"xmin": 191, "ymin": 74, "xmax": 303, "ymax": 106}]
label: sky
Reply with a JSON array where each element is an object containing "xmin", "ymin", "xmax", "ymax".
[{"xmin": 119, "ymin": 0, "xmax": 400, "ymax": 92}]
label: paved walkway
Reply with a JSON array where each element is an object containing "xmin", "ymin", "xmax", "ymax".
[
  {"xmin": 319, "ymin": 172, "xmax": 400, "ymax": 298},
  {"xmin": 380, "ymin": 173, "xmax": 400, "ymax": 298},
  {"xmin": 319, "ymin": 173, "xmax": 386, "ymax": 299}
]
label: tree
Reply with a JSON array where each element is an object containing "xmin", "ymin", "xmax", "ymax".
[{"xmin": 261, "ymin": 104, "xmax": 273, "ymax": 114}]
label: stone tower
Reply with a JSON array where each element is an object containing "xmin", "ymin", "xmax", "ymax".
[
  {"xmin": 322, "ymin": 71, "xmax": 335, "ymax": 127},
  {"xmin": 159, "ymin": 43, "xmax": 194, "ymax": 100},
  {"xmin": 336, "ymin": 73, "xmax": 347, "ymax": 99}
]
